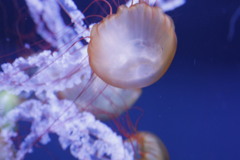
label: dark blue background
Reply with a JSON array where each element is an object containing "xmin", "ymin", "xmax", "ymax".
[{"xmin": 137, "ymin": 0, "xmax": 240, "ymax": 160}]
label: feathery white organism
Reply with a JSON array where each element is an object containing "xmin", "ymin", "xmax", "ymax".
[{"xmin": 0, "ymin": 0, "xmax": 185, "ymax": 159}]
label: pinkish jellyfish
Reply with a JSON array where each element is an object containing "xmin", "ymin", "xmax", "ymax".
[
  {"xmin": 0, "ymin": 0, "xmax": 185, "ymax": 159},
  {"xmin": 88, "ymin": 2, "xmax": 177, "ymax": 88}
]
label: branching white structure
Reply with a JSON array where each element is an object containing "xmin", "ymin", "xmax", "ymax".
[{"xmin": 0, "ymin": 0, "xmax": 185, "ymax": 159}]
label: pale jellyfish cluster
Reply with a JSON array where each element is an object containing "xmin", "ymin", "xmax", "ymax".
[{"xmin": 0, "ymin": 0, "xmax": 185, "ymax": 159}]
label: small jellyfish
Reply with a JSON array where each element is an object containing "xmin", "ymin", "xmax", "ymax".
[
  {"xmin": 127, "ymin": 132, "xmax": 170, "ymax": 160},
  {"xmin": 58, "ymin": 74, "xmax": 142, "ymax": 119},
  {"xmin": 88, "ymin": 2, "xmax": 177, "ymax": 89}
]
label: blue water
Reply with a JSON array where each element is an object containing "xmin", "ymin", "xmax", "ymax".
[{"xmin": 138, "ymin": 1, "xmax": 240, "ymax": 159}]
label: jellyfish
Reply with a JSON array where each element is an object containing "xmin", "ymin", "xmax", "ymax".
[
  {"xmin": 88, "ymin": 1, "xmax": 177, "ymax": 88},
  {"xmin": 0, "ymin": 0, "xmax": 184, "ymax": 159},
  {"xmin": 127, "ymin": 132, "xmax": 170, "ymax": 160},
  {"xmin": 59, "ymin": 73, "xmax": 142, "ymax": 119}
]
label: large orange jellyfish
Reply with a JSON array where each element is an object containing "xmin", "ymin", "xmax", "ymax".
[
  {"xmin": 0, "ymin": 0, "xmax": 182, "ymax": 159},
  {"xmin": 88, "ymin": 2, "xmax": 177, "ymax": 88}
]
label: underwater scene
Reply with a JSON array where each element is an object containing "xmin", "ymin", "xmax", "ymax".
[{"xmin": 0, "ymin": 0, "xmax": 239, "ymax": 160}]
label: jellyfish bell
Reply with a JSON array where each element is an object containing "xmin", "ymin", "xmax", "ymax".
[
  {"xmin": 127, "ymin": 132, "xmax": 170, "ymax": 160},
  {"xmin": 88, "ymin": 1, "xmax": 177, "ymax": 89},
  {"xmin": 0, "ymin": 0, "xmax": 183, "ymax": 159},
  {"xmin": 58, "ymin": 73, "xmax": 142, "ymax": 120}
]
